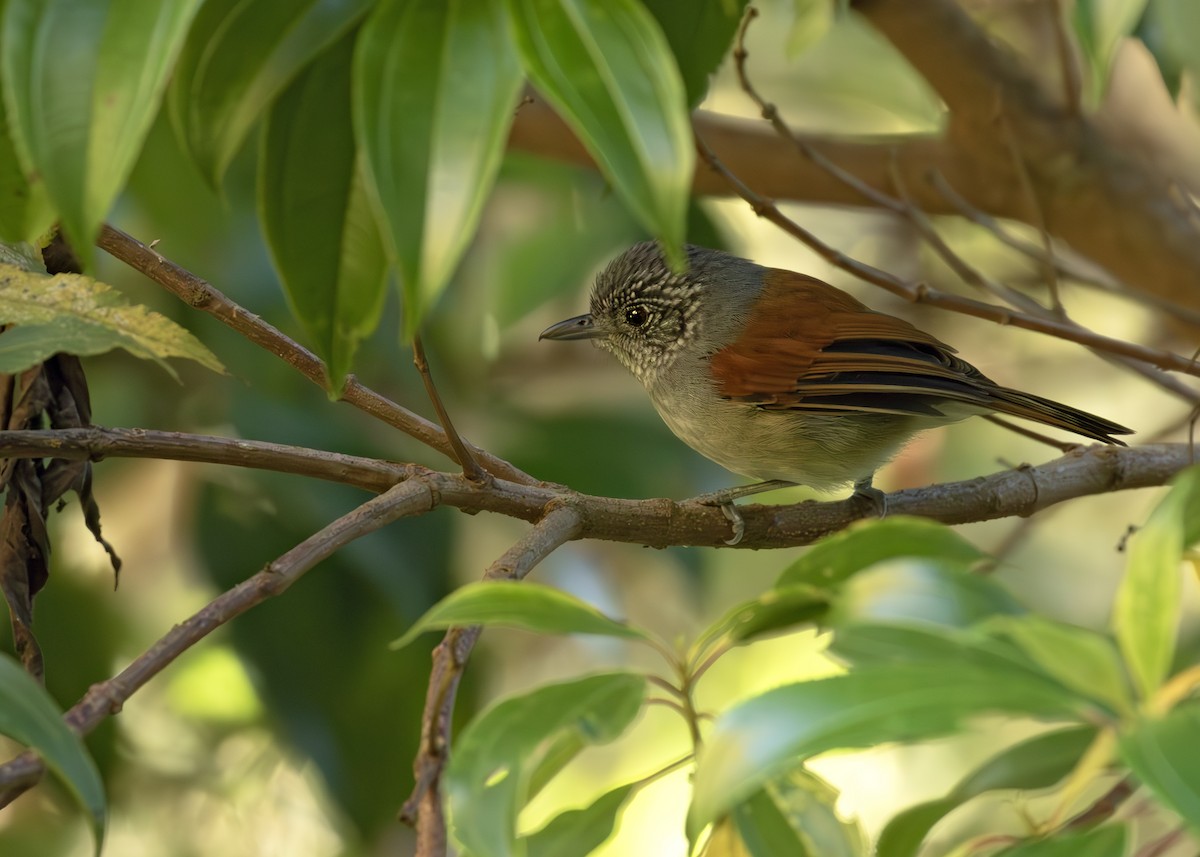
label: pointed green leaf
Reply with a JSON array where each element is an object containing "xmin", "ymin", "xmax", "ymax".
[
  {"xmin": 506, "ymin": 0, "xmax": 693, "ymax": 267},
  {"xmin": 0, "ymin": 654, "xmax": 106, "ymax": 851},
  {"xmin": 1, "ymin": 0, "xmax": 203, "ymax": 268},
  {"xmin": 641, "ymin": 0, "xmax": 749, "ymax": 107},
  {"xmin": 392, "ymin": 581, "xmax": 650, "ymax": 649},
  {"xmin": 777, "ymin": 517, "xmax": 985, "ymax": 589},
  {"xmin": 446, "ymin": 672, "xmax": 646, "ymax": 857},
  {"xmin": 1114, "ymin": 467, "xmax": 1200, "ymax": 698},
  {"xmin": 985, "ymin": 615, "xmax": 1132, "ymax": 717},
  {"xmin": 877, "ymin": 725, "xmax": 1097, "ymax": 857},
  {"xmin": 1151, "ymin": 0, "xmax": 1200, "ymax": 114},
  {"xmin": 0, "ymin": 263, "xmax": 225, "ymax": 377},
  {"xmin": 0, "ymin": 90, "xmax": 53, "ymax": 243},
  {"xmin": 259, "ymin": 30, "xmax": 386, "ymax": 392},
  {"xmin": 995, "ymin": 825, "xmax": 1127, "ymax": 857},
  {"xmin": 733, "ymin": 766, "xmax": 867, "ymax": 857},
  {"xmin": 693, "ymin": 585, "xmax": 829, "ymax": 656},
  {"xmin": 688, "ymin": 660, "xmax": 1088, "ymax": 839},
  {"xmin": 523, "ymin": 783, "xmax": 636, "ymax": 857},
  {"xmin": 355, "ymin": 0, "xmax": 522, "ymax": 338},
  {"xmin": 826, "ymin": 560, "xmax": 1025, "ymax": 630},
  {"xmin": 1119, "ymin": 703, "xmax": 1200, "ymax": 829},
  {"xmin": 169, "ymin": 0, "xmax": 371, "ymax": 187}
]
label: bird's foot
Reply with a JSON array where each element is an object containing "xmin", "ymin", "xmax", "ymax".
[
  {"xmin": 689, "ymin": 480, "xmax": 796, "ymax": 546},
  {"xmin": 851, "ymin": 477, "xmax": 888, "ymax": 518}
]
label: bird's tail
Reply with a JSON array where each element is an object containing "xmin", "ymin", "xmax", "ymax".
[{"xmin": 988, "ymin": 387, "xmax": 1132, "ymax": 445}]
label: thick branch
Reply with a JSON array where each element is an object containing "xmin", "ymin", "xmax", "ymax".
[{"xmin": 0, "ymin": 428, "xmax": 1187, "ymax": 549}]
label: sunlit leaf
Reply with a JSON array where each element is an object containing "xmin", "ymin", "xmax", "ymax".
[
  {"xmin": 994, "ymin": 824, "xmax": 1127, "ymax": 856},
  {"xmin": 506, "ymin": 0, "xmax": 693, "ymax": 267},
  {"xmin": 391, "ymin": 581, "xmax": 650, "ymax": 650},
  {"xmin": 1113, "ymin": 466, "xmax": 1200, "ymax": 698},
  {"xmin": 985, "ymin": 615, "xmax": 1133, "ymax": 717},
  {"xmin": 259, "ymin": 30, "xmax": 386, "ymax": 391},
  {"xmin": 877, "ymin": 725, "xmax": 1097, "ymax": 857},
  {"xmin": 787, "ymin": 0, "xmax": 836, "ymax": 57},
  {"xmin": 355, "ymin": 0, "xmax": 521, "ymax": 338},
  {"xmin": 524, "ymin": 783, "xmax": 636, "ymax": 857},
  {"xmin": 0, "ymin": 263, "xmax": 224, "ymax": 377},
  {"xmin": 688, "ymin": 659, "xmax": 1088, "ymax": 840},
  {"xmin": 1119, "ymin": 702, "xmax": 1200, "ymax": 829},
  {"xmin": 733, "ymin": 766, "xmax": 867, "ymax": 857},
  {"xmin": 1, "ymin": 0, "xmax": 203, "ymax": 267},
  {"xmin": 446, "ymin": 672, "xmax": 646, "ymax": 857},
  {"xmin": 777, "ymin": 517, "xmax": 985, "ymax": 589},
  {"xmin": 169, "ymin": 0, "xmax": 371, "ymax": 187},
  {"xmin": 0, "ymin": 654, "xmax": 106, "ymax": 852},
  {"xmin": 826, "ymin": 560, "xmax": 1024, "ymax": 629},
  {"xmin": 692, "ymin": 585, "xmax": 829, "ymax": 657}
]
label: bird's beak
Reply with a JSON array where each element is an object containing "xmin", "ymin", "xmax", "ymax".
[{"xmin": 539, "ymin": 313, "xmax": 603, "ymax": 341}]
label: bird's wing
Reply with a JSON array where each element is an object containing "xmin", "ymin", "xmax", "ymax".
[{"xmin": 708, "ymin": 269, "xmax": 1130, "ymax": 443}]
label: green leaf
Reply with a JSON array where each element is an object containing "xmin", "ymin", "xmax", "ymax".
[
  {"xmin": 1113, "ymin": 466, "xmax": 1200, "ymax": 699},
  {"xmin": 692, "ymin": 584, "xmax": 829, "ymax": 657},
  {"xmin": 259, "ymin": 30, "xmax": 386, "ymax": 392},
  {"xmin": 0, "ymin": 654, "xmax": 106, "ymax": 851},
  {"xmin": 826, "ymin": 560, "xmax": 1025, "ymax": 630},
  {"xmin": 355, "ymin": 0, "xmax": 521, "ymax": 339},
  {"xmin": 506, "ymin": 0, "xmax": 693, "ymax": 267},
  {"xmin": 0, "ymin": 263, "xmax": 225, "ymax": 377},
  {"xmin": 1150, "ymin": 0, "xmax": 1200, "ymax": 113},
  {"xmin": 876, "ymin": 725, "xmax": 1097, "ymax": 857},
  {"xmin": 1119, "ymin": 703, "xmax": 1200, "ymax": 829},
  {"xmin": 169, "ymin": 0, "xmax": 371, "ymax": 187},
  {"xmin": 1, "ymin": 0, "xmax": 203, "ymax": 268},
  {"xmin": 446, "ymin": 672, "xmax": 646, "ymax": 857},
  {"xmin": 523, "ymin": 783, "xmax": 636, "ymax": 857},
  {"xmin": 985, "ymin": 615, "xmax": 1132, "ymax": 717},
  {"xmin": 733, "ymin": 766, "xmax": 867, "ymax": 857},
  {"xmin": 641, "ymin": 0, "xmax": 749, "ymax": 107},
  {"xmin": 1072, "ymin": 0, "xmax": 1149, "ymax": 107},
  {"xmin": 0, "ymin": 89, "xmax": 53, "ymax": 243},
  {"xmin": 777, "ymin": 517, "xmax": 985, "ymax": 589},
  {"xmin": 787, "ymin": 0, "xmax": 837, "ymax": 57},
  {"xmin": 994, "ymin": 825, "xmax": 1127, "ymax": 857},
  {"xmin": 391, "ymin": 581, "xmax": 650, "ymax": 650},
  {"xmin": 688, "ymin": 660, "xmax": 1087, "ymax": 840}
]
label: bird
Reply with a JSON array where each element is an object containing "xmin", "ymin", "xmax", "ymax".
[{"xmin": 539, "ymin": 242, "xmax": 1132, "ymax": 543}]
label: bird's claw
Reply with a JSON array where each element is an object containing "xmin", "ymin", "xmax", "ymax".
[
  {"xmin": 852, "ymin": 479, "xmax": 888, "ymax": 518},
  {"xmin": 719, "ymin": 501, "xmax": 745, "ymax": 546}
]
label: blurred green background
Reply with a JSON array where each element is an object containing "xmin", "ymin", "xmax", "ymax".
[{"xmin": 2, "ymin": 1, "xmax": 1192, "ymax": 855}]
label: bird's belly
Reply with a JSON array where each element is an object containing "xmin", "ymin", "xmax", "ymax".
[{"xmin": 649, "ymin": 390, "xmax": 929, "ymax": 490}]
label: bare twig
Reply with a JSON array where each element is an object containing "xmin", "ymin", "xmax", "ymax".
[
  {"xmin": 404, "ymin": 505, "xmax": 584, "ymax": 856},
  {"xmin": 0, "ymin": 479, "xmax": 432, "ymax": 802},
  {"xmin": 96, "ymin": 225, "xmax": 534, "ymax": 485},
  {"xmin": 412, "ymin": 335, "xmax": 486, "ymax": 483}
]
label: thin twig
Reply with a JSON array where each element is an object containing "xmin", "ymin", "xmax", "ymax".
[
  {"xmin": 412, "ymin": 335, "xmax": 486, "ymax": 483},
  {"xmin": 1047, "ymin": 0, "xmax": 1083, "ymax": 116},
  {"xmin": 404, "ymin": 505, "xmax": 583, "ymax": 856},
  {"xmin": 0, "ymin": 480, "xmax": 432, "ymax": 802},
  {"xmin": 95, "ymin": 225, "xmax": 534, "ymax": 485}
]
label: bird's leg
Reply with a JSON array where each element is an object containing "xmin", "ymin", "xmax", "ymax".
[
  {"xmin": 851, "ymin": 475, "xmax": 888, "ymax": 517},
  {"xmin": 688, "ymin": 480, "xmax": 796, "ymax": 546}
]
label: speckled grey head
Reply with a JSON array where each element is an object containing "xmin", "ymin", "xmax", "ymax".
[{"xmin": 540, "ymin": 242, "xmax": 765, "ymax": 388}]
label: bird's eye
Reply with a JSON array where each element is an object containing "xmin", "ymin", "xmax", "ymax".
[{"xmin": 625, "ymin": 306, "xmax": 649, "ymax": 328}]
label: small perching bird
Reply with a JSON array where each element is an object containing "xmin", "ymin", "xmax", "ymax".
[{"xmin": 540, "ymin": 242, "xmax": 1131, "ymax": 542}]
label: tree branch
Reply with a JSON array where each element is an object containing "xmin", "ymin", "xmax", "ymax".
[
  {"xmin": 0, "ymin": 479, "xmax": 432, "ymax": 802},
  {"xmin": 406, "ymin": 505, "xmax": 584, "ymax": 857},
  {"xmin": 0, "ymin": 428, "xmax": 1188, "ymax": 549}
]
